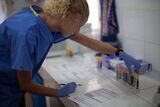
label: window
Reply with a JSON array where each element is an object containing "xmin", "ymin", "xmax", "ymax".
[
  {"xmin": 0, "ymin": 1, "xmax": 7, "ymax": 24},
  {"xmin": 86, "ymin": 0, "xmax": 100, "ymax": 31}
]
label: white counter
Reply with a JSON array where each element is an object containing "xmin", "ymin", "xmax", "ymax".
[{"xmin": 42, "ymin": 53, "xmax": 160, "ymax": 107}]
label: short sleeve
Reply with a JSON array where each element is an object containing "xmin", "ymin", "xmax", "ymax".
[{"xmin": 11, "ymin": 30, "xmax": 35, "ymax": 71}]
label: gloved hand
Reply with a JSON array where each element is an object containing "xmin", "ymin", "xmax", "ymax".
[
  {"xmin": 119, "ymin": 52, "xmax": 141, "ymax": 73},
  {"xmin": 57, "ymin": 82, "xmax": 77, "ymax": 97}
]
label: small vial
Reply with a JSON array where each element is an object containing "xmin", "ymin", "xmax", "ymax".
[
  {"xmin": 158, "ymin": 86, "xmax": 160, "ymax": 94},
  {"xmin": 136, "ymin": 78, "xmax": 139, "ymax": 89},
  {"xmin": 116, "ymin": 70, "xmax": 119, "ymax": 79},
  {"xmin": 66, "ymin": 47, "xmax": 73, "ymax": 57},
  {"xmin": 130, "ymin": 75, "xmax": 134, "ymax": 86},
  {"xmin": 96, "ymin": 56, "xmax": 103, "ymax": 69}
]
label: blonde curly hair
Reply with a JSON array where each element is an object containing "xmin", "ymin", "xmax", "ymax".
[{"xmin": 43, "ymin": 0, "xmax": 89, "ymax": 21}]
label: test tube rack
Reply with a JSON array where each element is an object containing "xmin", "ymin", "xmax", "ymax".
[{"xmin": 116, "ymin": 64, "xmax": 139, "ymax": 89}]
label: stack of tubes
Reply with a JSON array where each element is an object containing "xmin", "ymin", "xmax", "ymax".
[{"xmin": 116, "ymin": 64, "xmax": 139, "ymax": 89}]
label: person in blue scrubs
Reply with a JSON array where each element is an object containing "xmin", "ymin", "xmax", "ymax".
[{"xmin": 0, "ymin": 0, "xmax": 140, "ymax": 107}]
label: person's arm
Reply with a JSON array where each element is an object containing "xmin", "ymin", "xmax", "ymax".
[
  {"xmin": 71, "ymin": 33, "xmax": 118, "ymax": 55},
  {"xmin": 71, "ymin": 33, "xmax": 141, "ymax": 73},
  {"xmin": 17, "ymin": 71, "xmax": 58, "ymax": 97},
  {"xmin": 17, "ymin": 71, "xmax": 77, "ymax": 97}
]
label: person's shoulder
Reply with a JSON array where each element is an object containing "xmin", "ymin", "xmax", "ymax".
[{"xmin": 4, "ymin": 7, "xmax": 39, "ymax": 33}]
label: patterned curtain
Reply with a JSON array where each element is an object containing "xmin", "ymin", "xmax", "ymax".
[
  {"xmin": 26, "ymin": 0, "xmax": 41, "ymax": 2},
  {"xmin": 100, "ymin": 0, "xmax": 119, "ymax": 43}
]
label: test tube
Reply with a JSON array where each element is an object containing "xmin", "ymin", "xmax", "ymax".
[
  {"xmin": 130, "ymin": 75, "xmax": 134, "ymax": 86},
  {"xmin": 158, "ymin": 86, "xmax": 160, "ymax": 93},
  {"xmin": 116, "ymin": 70, "xmax": 119, "ymax": 79},
  {"xmin": 136, "ymin": 78, "xmax": 139, "ymax": 89},
  {"xmin": 96, "ymin": 56, "xmax": 103, "ymax": 69},
  {"xmin": 125, "ymin": 73, "xmax": 128, "ymax": 82},
  {"xmin": 127, "ymin": 73, "xmax": 131, "ymax": 84},
  {"xmin": 136, "ymin": 74, "xmax": 139, "ymax": 89}
]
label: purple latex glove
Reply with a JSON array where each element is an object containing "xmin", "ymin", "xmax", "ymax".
[
  {"xmin": 57, "ymin": 82, "xmax": 77, "ymax": 97},
  {"xmin": 119, "ymin": 52, "xmax": 141, "ymax": 73}
]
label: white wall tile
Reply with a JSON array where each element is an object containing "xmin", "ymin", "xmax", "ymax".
[
  {"xmin": 122, "ymin": 10, "xmax": 145, "ymax": 41},
  {"xmin": 145, "ymin": 11, "xmax": 160, "ymax": 45},
  {"xmin": 145, "ymin": 43, "xmax": 160, "ymax": 73},
  {"xmin": 121, "ymin": 38, "xmax": 145, "ymax": 59}
]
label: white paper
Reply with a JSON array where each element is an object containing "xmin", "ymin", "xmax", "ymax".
[{"xmin": 69, "ymin": 88, "xmax": 121, "ymax": 107}]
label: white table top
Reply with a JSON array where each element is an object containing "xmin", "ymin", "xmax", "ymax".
[{"xmin": 43, "ymin": 53, "xmax": 160, "ymax": 107}]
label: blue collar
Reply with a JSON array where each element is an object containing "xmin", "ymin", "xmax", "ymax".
[{"xmin": 30, "ymin": 5, "xmax": 43, "ymax": 16}]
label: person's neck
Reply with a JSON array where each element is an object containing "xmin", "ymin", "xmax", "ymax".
[{"xmin": 39, "ymin": 13, "xmax": 60, "ymax": 32}]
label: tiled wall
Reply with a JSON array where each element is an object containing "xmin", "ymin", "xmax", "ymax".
[{"xmin": 116, "ymin": 0, "xmax": 160, "ymax": 81}]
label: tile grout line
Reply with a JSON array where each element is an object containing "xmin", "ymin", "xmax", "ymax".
[{"xmin": 136, "ymin": 94, "xmax": 156, "ymax": 107}]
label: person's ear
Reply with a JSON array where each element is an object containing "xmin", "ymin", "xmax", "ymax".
[
  {"xmin": 60, "ymin": 14, "xmax": 66, "ymax": 21},
  {"xmin": 61, "ymin": 11, "xmax": 70, "ymax": 20},
  {"xmin": 62, "ymin": 15, "xmax": 66, "ymax": 19}
]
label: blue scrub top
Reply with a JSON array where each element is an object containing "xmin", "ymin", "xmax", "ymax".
[{"xmin": 0, "ymin": 5, "xmax": 74, "ymax": 107}]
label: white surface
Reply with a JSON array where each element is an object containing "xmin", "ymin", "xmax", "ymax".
[
  {"xmin": 43, "ymin": 53, "xmax": 160, "ymax": 107},
  {"xmin": 136, "ymin": 86, "xmax": 159, "ymax": 106},
  {"xmin": 100, "ymin": 95, "xmax": 154, "ymax": 107},
  {"xmin": 43, "ymin": 53, "xmax": 98, "ymax": 84}
]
